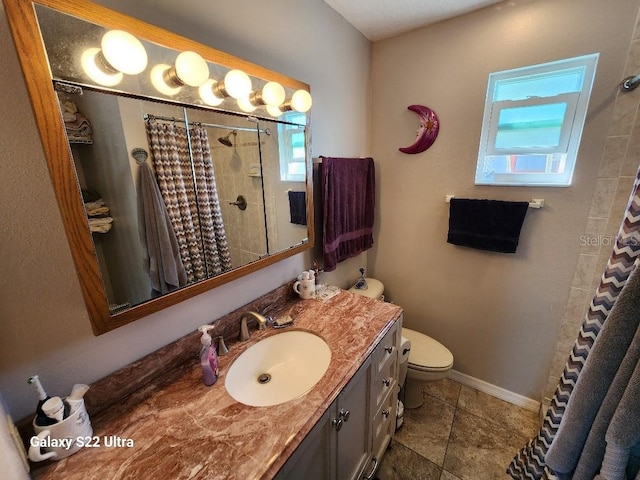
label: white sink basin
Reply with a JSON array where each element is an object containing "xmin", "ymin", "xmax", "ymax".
[{"xmin": 225, "ymin": 330, "xmax": 331, "ymax": 407}]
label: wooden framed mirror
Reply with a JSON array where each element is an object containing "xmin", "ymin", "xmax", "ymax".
[{"xmin": 3, "ymin": 0, "xmax": 314, "ymax": 335}]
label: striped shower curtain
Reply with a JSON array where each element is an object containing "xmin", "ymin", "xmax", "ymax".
[
  {"xmin": 508, "ymin": 165, "xmax": 640, "ymax": 479},
  {"xmin": 145, "ymin": 117, "xmax": 231, "ymax": 284}
]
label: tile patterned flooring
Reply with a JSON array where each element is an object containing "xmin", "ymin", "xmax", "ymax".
[{"xmin": 377, "ymin": 379, "xmax": 540, "ymax": 480}]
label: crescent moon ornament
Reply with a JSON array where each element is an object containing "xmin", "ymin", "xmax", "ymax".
[{"xmin": 399, "ymin": 104, "xmax": 439, "ymax": 154}]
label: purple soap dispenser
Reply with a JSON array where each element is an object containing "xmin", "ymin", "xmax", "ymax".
[{"xmin": 197, "ymin": 325, "xmax": 219, "ymax": 386}]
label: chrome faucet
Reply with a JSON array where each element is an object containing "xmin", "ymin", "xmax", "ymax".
[{"xmin": 239, "ymin": 311, "xmax": 267, "ymax": 341}]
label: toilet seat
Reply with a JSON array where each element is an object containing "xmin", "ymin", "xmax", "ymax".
[{"xmin": 402, "ymin": 327, "xmax": 453, "ymax": 371}]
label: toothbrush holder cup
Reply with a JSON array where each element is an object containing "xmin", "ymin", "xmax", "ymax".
[
  {"xmin": 28, "ymin": 398, "xmax": 93, "ymax": 462},
  {"xmin": 293, "ymin": 279, "xmax": 315, "ymax": 299}
]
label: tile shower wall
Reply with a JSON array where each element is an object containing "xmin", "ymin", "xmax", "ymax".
[
  {"xmin": 543, "ymin": 9, "xmax": 640, "ymax": 413},
  {"xmin": 211, "ymin": 128, "xmax": 267, "ymax": 268}
]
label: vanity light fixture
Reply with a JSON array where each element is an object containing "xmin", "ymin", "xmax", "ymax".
[
  {"xmin": 198, "ymin": 79, "xmax": 224, "ymax": 106},
  {"xmin": 213, "ymin": 69, "xmax": 252, "ymax": 99},
  {"xmin": 150, "ymin": 64, "xmax": 182, "ymax": 96},
  {"xmin": 80, "ymin": 30, "xmax": 147, "ymax": 86},
  {"xmin": 237, "ymin": 97, "xmax": 257, "ymax": 113},
  {"xmin": 81, "ymin": 48, "xmax": 123, "ymax": 86},
  {"xmin": 151, "ymin": 51, "xmax": 209, "ymax": 95},
  {"xmin": 250, "ymin": 81, "xmax": 286, "ymax": 108},
  {"xmin": 168, "ymin": 51, "xmax": 209, "ymax": 87},
  {"xmin": 266, "ymin": 105, "xmax": 283, "ymax": 117},
  {"xmin": 101, "ymin": 30, "xmax": 148, "ymax": 75},
  {"xmin": 283, "ymin": 89, "xmax": 313, "ymax": 113}
]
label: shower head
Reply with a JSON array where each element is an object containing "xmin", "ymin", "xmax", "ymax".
[{"xmin": 218, "ymin": 130, "xmax": 237, "ymax": 147}]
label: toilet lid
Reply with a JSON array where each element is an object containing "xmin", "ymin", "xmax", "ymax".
[{"xmin": 402, "ymin": 327, "xmax": 453, "ymax": 369}]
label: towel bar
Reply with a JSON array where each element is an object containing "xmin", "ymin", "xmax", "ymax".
[{"xmin": 445, "ymin": 195, "xmax": 544, "ymax": 209}]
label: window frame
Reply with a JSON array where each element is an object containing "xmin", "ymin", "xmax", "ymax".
[
  {"xmin": 278, "ymin": 112, "xmax": 307, "ymax": 183},
  {"xmin": 475, "ymin": 54, "xmax": 599, "ymax": 187}
]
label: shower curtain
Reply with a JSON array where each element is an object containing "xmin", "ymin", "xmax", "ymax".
[
  {"xmin": 145, "ymin": 117, "xmax": 231, "ymax": 284},
  {"xmin": 508, "ymin": 165, "xmax": 640, "ymax": 479}
]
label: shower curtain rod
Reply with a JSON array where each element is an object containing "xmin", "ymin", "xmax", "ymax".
[
  {"xmin": 143, "ymin": 113, "xmax": 269, "ymax": 134},
  {"xmin": 620, "ymin": 74, "xmax": 640, "ymax": 92}
]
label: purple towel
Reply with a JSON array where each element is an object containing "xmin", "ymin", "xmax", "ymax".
[{"xmin": 320, "ymin": 156, "xmax": 375, "ymax": 272}]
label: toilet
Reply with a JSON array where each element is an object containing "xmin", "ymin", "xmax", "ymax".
[{"xmin": 348, "ymin": 277, "xmax": 454, "ymax": 410}]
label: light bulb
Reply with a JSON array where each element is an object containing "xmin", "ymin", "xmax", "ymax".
[
  {"xmin": 101, "ymin": 30, "xmax": 147, "ymax": 75},
  {"xmin": 81, "ymin": 47, "xmax": 123, "ymax": 86},
  {"xmin": 151, "ymin": 64, "xmax": 181, "ymax": 96},
  {"xmin": 261, "ymin": 81, "xmax": 286, "ymax": 107},
  {"xmin": 174, "ymin": 51, "xmax": 209, "ymax": 87},
  {"xmin": 266, "ymin": 105, "xmax": 283, "ymax": 117},
  {"xmin": 224, "ymin": 69, "xmax": 252, "ymax": 99},
  {"xmin": 291, "ymin": 89, "xmax": 312, "ymax": 113},
  {"xmin": 237, "ymin": 97, "xmax": 257, "ymax": 113},
  {"xmin": 199, "ymin": 79, "xmax": 224, "ymax": 106}
]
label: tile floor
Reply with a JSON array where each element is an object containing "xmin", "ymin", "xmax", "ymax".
[{"xmin": 377, "ymin": 378, "xmax": 540, "ymax": 480}]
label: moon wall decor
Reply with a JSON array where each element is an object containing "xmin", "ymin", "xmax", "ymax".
[{"xmin": 399, "ymin": 104, "xmax": 439, "ymax": 154}]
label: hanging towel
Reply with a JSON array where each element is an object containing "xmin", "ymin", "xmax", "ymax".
[
  {"xmin": 136, "ymin": 160, "xmax": 187, "ymax": 295},
  {"xmin": 288, "ymin": 191, "xmax": 307, "ymax": 225},
  {"xmin": 545, "ymin": 262, "xmax": 640, "ymax": 480},
  {"xmin": 447, "ymin": 198, "xmax": 529, "ymax": 253},
  {"xmin": 320, "ymin": 156, "xmax": 375, "ymax": 272}
]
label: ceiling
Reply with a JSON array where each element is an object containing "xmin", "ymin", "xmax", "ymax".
[{"xmin": 323, "ymin": 0, "xmax": 506, "ymax": 41}]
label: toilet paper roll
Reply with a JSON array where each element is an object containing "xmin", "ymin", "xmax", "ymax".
[{"xmin": 0, "ymin": 394, "xmax": 30, "ymax": 479}]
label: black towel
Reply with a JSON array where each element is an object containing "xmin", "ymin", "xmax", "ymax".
[
  {"xmin": 288, "ymin": 191, "xmax": 307, "ymax": 225},
  {"xmin": 447, "ymin": 198, "xmax": 529, "ymax": 253}
]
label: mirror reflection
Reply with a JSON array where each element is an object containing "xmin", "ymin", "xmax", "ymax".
[{"xmin": 56, "ymin": 88, "xmax": 308, "ymax": 313}]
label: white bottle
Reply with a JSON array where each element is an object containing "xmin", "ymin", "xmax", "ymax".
[{"xmin": 198, "ymin": 326, "xmax": 219, "ymax": 386}]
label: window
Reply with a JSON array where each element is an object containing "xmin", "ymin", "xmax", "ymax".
[
  {"xmin": 475, "ymin": 54, "xmax": 598, "ymax": 186},
  {"xmin": 278, "ymin": 112, "xmax": 307, "ymax": 182}
]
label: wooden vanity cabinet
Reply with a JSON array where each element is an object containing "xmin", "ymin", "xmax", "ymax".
[{"xmin": 276, "ymin": 317, "xmax": 401, "ymax": 480}]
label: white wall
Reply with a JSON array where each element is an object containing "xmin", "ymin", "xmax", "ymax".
[
  {"xmin": 0, "ymin": 0, "xmax": 371, "ymax": 419},
  {"xmin": 369, "ymin": 0, "xmax": 640, "ymax": 401}
]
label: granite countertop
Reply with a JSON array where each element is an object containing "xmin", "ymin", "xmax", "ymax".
[{"xmin": 33, "ymin": 290, "xmax": 403, "ymax": 479}]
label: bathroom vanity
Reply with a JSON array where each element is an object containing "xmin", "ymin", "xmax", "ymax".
[
  {"xmin": 30, "ymin": 287, "xmax": 403, "ymax": 479},
  {"xmin": 276, "ymin": 319, "xmax": 401, "ymax": 479}
]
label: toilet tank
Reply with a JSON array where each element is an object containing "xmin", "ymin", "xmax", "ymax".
[{"xmin": 348, "ymin": 278, "xmax": 384, "ymax": 300}]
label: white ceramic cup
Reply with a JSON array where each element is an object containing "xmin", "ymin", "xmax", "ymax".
[
  {"xmin": 293, "ymin": 279, "xmax": 315, "ymax": 299},
  {"xmin": 28, "ymin": 398, "xmax": 92, "ymax": 462}
]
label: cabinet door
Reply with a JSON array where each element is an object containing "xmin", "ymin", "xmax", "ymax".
[
  {"xmin": 336, "ymin": 357, "xmax": 372, "ymax": 480},
  {"xmin": 275, "ymin": 407, "xmax": 335, "ymax": 480}
]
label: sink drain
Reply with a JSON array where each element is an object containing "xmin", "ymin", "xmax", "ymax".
[{"xmin": 257, "ymin": 373, "xmax": 271, "ymax": 384}]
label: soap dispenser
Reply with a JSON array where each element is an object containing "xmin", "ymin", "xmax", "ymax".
[{"xmin": 197, "ymin": 326, "xmax": 219, "ymax": 386}]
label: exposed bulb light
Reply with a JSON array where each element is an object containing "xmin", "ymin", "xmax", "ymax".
[
  {"xmin": 266, "ymin": 105, "xmax": 283, "ymax": 117},
  {"xmin": 173, "ymin": 51, "xmax": 209, "ymax": 87},
  {"xmin": 290, "ymin": 89, "xmax": 312, "ymax": 113},
  {"xmin": 150, "ymin": 64, "xmax": 182, "ymax": 96},
  {"xmin": 81, "ymin": 47, "xmax": 123, "ymax": 86},
  {"xmin": 213, "ymin": 69, "xmax": 252, "ymax": 99},
  {"xmin": 101, "ymin": 30, "xmax": 147, "ymax": 75},
  {"xmin": 251, "ymin": 81, "xmax": 286, "ymax": 107},
  {"xmin": 237, "ymin": 97, "xmax": 257, "ymax": 113},
  {"xmin": 199, "ymin": 79, "xmax": 224, "ymax": 106}
]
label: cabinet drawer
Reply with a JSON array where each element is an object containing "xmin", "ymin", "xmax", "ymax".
[
  {"xmin": 374, "ymin": 321, "xmax": 400, "ymax": 376},
  {"xmin": 371, "ymin": 388, "xmax": 396, "ymax": 470},
  {"xmin": 372, "ymin": 353, "xmax": 397, "ymax": 411}
]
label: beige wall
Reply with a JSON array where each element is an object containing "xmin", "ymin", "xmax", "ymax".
[
  {"xmin": 0, "ymin": 0, "xmax": 371, "ymax": 419},
  {"xmin": 369, "ymin": 0, "xmax": 640, "ymax": 401}
]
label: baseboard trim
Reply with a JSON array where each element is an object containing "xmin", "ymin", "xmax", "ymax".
[{"xmin": 448, "ymin": 370, "xmax": 540, "ymax": 412}]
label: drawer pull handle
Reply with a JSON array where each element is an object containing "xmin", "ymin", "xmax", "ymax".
[
  {"xmin": 331, "ymin": 418, "xmax": 343, "ymax": 431},
  {"xmin": 363, "ymin": 457, "xmax": 378, "ymax": 480},
  {"xmin": 383, "ymin": 378, "xmax": 391, "ymax": 387},
  {"xmin": 339, "ymin": 408, "xmax": 350, "ymax": 422},
  {"xmin": 382, "ymin": 409, "xmax": 390, "ymax": 419},
  {"xmin": 384, "ymin": 346, "xmax": 394, "ymax": 354}
]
